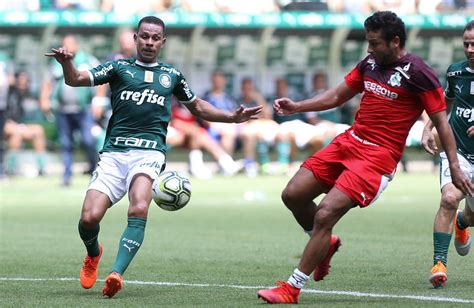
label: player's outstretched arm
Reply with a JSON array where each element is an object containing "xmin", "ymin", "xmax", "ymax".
[
  {"xmin": 44, "ymin": 48, "xmax": 91, "ymax": 87},
  {"xmin": 273, "ymin": 82, "xmax": 356, "ymax": 116},
  {"xmin": 185, "ymin": 97, "xmax": 263, "ymax": 123},
  {"xmin": 430, "ymin": 110, "xmax": 474, "ymax": 196}
]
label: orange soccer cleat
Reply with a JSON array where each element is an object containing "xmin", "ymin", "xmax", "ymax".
[
  {"xmin": 313, "ymin": 234, "xmax": 341, "ymax": 281},
  {"xmin": 79, "ymin": 244, "xmax": 103, "ymax": 289},
  {"xmin": 102, "ymin": 272, "xmax": 123, "ymax": 298},
  {"xmin": 454, "ymin": 209, "xmax": 472, "ymax": 256},
  {"xmin": 257, "ymin": 281, "xmax": 300, "ymax": 304},
  {"xmin": 430, "ymin": 261, "xmax": 447, "ymax": 289}
]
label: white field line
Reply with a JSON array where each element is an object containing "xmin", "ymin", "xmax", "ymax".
[{"xmin": 1, "ymin": 277, "xmax": 473, "ymax": 304}]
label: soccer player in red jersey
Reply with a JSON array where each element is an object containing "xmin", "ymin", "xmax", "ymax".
[{"xmin": 257, "ymin": 11, "xmax": 474, "ymax": 304}]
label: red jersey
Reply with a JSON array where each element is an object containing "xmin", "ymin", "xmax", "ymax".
[{"xmin": 344, "ymin": 54, "xmax": 446, "ymax": 162}]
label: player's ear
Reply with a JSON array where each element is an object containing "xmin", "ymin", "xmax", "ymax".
[
  {"xmin": 162, "ymin": 37, "xmax": 167, "ymax": 46},
  {"xmin": 133, "ymin": 33, "xmax": 138, "ymax": 45}
]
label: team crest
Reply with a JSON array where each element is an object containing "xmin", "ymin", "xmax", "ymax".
[
  {"xmin": 388, "ymin": 72, "xmax": 402, "ymax": 87},
  {"xmin": 159, "ymin": 74, "xmax": 171, "ymax": 88}
]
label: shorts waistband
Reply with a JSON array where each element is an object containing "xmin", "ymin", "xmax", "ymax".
[{"xmin": 349, "ymin": 130, "xmax": 379, "ymax": 147}]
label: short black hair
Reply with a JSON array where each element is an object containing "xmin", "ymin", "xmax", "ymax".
[
  {"xmin": 137, "ymin": 16, "xmax": 166, "ymax": 33},
  {"xmin": 364, "ymin": 11, "xmax": 406, "ymax": 48},
  {"xmin": 464, "ymin": 20, "xmax": 474, "ymax": 32}
]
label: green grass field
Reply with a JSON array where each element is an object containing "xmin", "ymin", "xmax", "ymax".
[{"xmin": 1, "ymin": 172, "xmax": 473, "ymax": 307}]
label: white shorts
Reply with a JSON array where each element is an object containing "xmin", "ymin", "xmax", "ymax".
[
  {"xmin": 439, "ymin": 152, "xmax": 474, "ymax": 211},
  {"xmin": 88, "ymin": 150, "xmax": 166, "ymax": 205}
]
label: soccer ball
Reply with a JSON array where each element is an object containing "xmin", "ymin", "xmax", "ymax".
[{"xmin": 152, "ymin": 171, "xmax": 191, "ymax": 211}]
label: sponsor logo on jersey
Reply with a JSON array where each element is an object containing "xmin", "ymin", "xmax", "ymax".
[
  {"xmin": 119, "ymin": 89, "xmax": 165, "ymax": 106},
  {"xmin": 455, "ymin": 83, "xmax": 463, "ymax": 93},
  {"xmin": 113, "ymin": 136, "xmax": 159, "ymax": 149},
  {"xmin": 388, "ymin": 72, "xmax": 402, "ymax": 87},
  {"xmin": 447, "ymin": 70, "xmax": 462, "ymax": 77},
  {"xmin": 159, "ymin": 73, "xmax": 171, "ymax": 88},
  {"xmin": 94, "ymin": 64, "xmax": 113, "ymax": 77},
  {"xmin": 471, "ymin": 81, "xmax": 474, "ymax": 95},
  {"xmin": 180, "ymin": 79, "xmax": 193, "ymax": 99},
  {"xmin": 363, "ymin": 81, "xmax": 399, "ymax": 99},
  {"xmin": 117, "ymin": 60, "xmax": 130, "ymax": 65},
  {"xmin": 367, "ymin": 58, "xmax": 376, "ymax": 70},
  {"xmin": 455, "ymin": 106, "xmax": 474, "ymax": 122},
  {"xmin": 160, "ymin": 66, "xmax": 181, "ymax": 76}
]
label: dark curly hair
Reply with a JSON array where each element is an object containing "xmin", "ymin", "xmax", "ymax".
[
  {"xmin": 364, "ymin": 11, "xmax": 406, "ymax": 49},
  {"xmin": 137, "ymin": 16, "xmax": 166, "ymax": 33},
  {"xmin": 464, "ymin": 20, "xmax": 474, "ymax": 32}
]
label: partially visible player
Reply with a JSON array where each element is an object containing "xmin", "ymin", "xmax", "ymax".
[
  {"xmin": 257, "ymin": 11, "xmax": 473, "ymax": 304},
  {"xmin": 422, "ymin": 20, "xmax": 474, "ymax": 289},
  {"xmin": 46, "ymin": 16, "xmax": 262, "ymax": 298}
]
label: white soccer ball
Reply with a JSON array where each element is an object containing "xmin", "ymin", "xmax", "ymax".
[{"xmin": 152, "ymin": 171, "xmax": 192, "ymax": 211}]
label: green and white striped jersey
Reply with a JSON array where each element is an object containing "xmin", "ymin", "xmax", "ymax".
[
  {"xmin": 89, "ymin": 58, "xmax": 196, "ymax": 154},
  {"xmin": 444, "ymin": 60, "xmax": 474, "ymax": 163}
]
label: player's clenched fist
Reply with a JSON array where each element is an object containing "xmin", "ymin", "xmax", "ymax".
[{"xmin": 273, "ymin": 97, "xmax": 299, "ymax": 115}]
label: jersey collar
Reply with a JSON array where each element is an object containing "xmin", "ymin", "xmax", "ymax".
[
  {"xmin": 466, "ymin": 66, "xmax": 474, "ymax": 73},
  {"xmin": 135, "ymin": 60, "xmax": 159, "ymax": 67}
]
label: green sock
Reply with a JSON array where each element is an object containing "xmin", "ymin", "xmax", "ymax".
[
  {"xmin": 37, "ymin": 154, "xmax": 45, "ymax": 173},
  {"xmin": 433, "ymin": 232, "xmax": 451, "ymax": 266},
  {"xmin": 456, "ymin": 211, "xmax": 469, "ymax": 230},
  {"xmin": 7, "ymin": 152, "xmax": 17, "ymax": 173},
  {"xmin": 256, "ymin": 141, "xmax": 270, "ymax": 165},
  {"xmin": 78, "ymin": 222, "xmax": 100, "ymax": 257},
  {"xmin": 277, "ymin": 141, "xmax": 290, "ymax": 165},
  {"xmin": 111, "ymin": 217, "xmax": 147, "ymax": 275}
]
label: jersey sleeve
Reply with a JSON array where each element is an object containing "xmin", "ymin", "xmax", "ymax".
[
  {"xmin": 89, "ymin": 61, "xmax": 117, "ymax": 86},
  {"xmin": 443, "ymin": 64, "xmax": 455, "ymax": 100},
  {"xmin": 344, "ymin": 62, "xmax": 365, "ymax": 93},
  {"xmin": 409, "ymin": 66, "xmax": 446, "ymax": 115},
  {"xmin": 173, "ymin": 73, "xmax": 196, "ymax": 104}
]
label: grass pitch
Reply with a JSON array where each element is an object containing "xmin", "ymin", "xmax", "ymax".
[{"xmin": 1, "ymin": 171, "xmax": 473, "ymax": 307}]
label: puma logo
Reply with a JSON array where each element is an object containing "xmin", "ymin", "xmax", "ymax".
[
  {"xmin": 455, "ymin": 84, "xmax": 463, "ymax": 93},
  {"xmin": 125, "ymin": 70, "xmax": 136, "ymax": 78}
]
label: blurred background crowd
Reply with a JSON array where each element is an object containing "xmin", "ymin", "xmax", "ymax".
[
  {"xmin": 0, "ymin": 0, "xmax": 469, "ymax": 184},
  {"xmin": 1, "ymin": 0, "xmax": 474, "ymax": 14}
]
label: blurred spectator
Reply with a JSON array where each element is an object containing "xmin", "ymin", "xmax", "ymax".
[
  {"xmin": 202, "ymin": 69, "xmax": 239, "ymax": 158},
  {"xmin": 328, "ymin": 0, "xmax": 371, "ymax": 13},
  {"xmin": 101, "ymin": 0, "xmax": 174, "ymax": 14},
  {"xmin": 416, "ymin": 0, "xmax": 443, "ymax": 14},
  {"xmin": 5, "ymin": 70, "xmax": 47, "ymax": 176},
  {"xmin": 368, "ymin": 0, "xmax": 417, "ymax": 14},
  {"xmin": 167, "ymin": 99, "xmax": 240, "ymax": 178},
  {"xmin": 54, "ymin": 0, "xmax": 98, "ymax": 10},
  {"xmin": 0, "ymin": 54, "xmax": 13, "ymax": 178},
  {"xmin": 305, "ymin": 72, "xmax": 342, "ymax": 124},
  {"xmin": 237, "ymin": 78, "xmax": 279, "ymax": 176},
  {"xmin": 180, "ymin": 0, "xmax": 224, "ymax": 12},
  {"xmin": 277, "ymin": 0, "xmax": 329, "ymax": 11},
  {"xmin": 437, "ymin": 0, "xmax": 474, "ymax": 12},
  {"xmin": 0, "ymin": 0, "xmax": 40, "ymax": 11},
  {"xmin": 40, "ymin": 34, "xmax": 104, "ymax": 186},
  {"xmin": 219, "ymin": 0, "xmax": 279, "ymax": 13}
]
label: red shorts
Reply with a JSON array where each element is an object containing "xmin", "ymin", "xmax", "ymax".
[{"xmin": 301, "ymin": 130, "xmax": 397, "ymax": 207}]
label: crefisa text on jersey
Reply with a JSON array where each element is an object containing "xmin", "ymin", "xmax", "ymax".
[{"xmin": 119, "ymin": 89, "xmax": 165, "ymax": 106}]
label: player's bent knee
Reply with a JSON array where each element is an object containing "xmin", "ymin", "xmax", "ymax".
[
  {"xmin": 128, "ymin": 201, "xmax": 149, "ymax": 218},
  {"xmin": 440, "ymin": 192, "xmax": 461, "ymax": 210},
  {"xmin": 281, "ymin": 186, "xmax": 299, "ymax": 210}
]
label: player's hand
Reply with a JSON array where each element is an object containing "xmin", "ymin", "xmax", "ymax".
[
  {"xmin": 44, "ymin": 47, "xmax": 74, "ymax": 64},
  {"xmin": 421, "ymin": 128, "xmax": 438, "ymax": 155},
  {"xmin": 467, "ymin": 126, "xmax": 474, "ymax": 138},
  {"xmin": 450, "ymin": 166, "xmax": 474, "ymax": 197},
  {"xmin": 274, "ymin": 97, "xmax": 299, "ymax": 115},
  {"xmin": 232, "ymin": 105, "xmax": 263, "ymax": 123}
]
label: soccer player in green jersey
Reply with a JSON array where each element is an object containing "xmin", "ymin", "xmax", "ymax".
[
  {"xmin": 45, "ymin": 16, "xmax": 262, "ymax": 298},
  {"xmin": 423, "ymin": 20, "xmax": 474, "ymax": 289}
]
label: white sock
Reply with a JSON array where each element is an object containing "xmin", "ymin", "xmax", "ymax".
[
  {"xmin": 218, "ymin": 154, "xmax": 235, "ymax": 168},
  {"xmin": 287, "ymin": 268, "xmax": 309, "ymax": 289},
  {"xmin": 189, "ymin": 150, "xmax": 204, "ymax": 168}
]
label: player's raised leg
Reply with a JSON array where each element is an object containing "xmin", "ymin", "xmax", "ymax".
[
  {"xmin": 79, "ymin": 189, "xmax": 110, "ymax": 289},
  {"xmin": 102, "ymin": 174, "xmax": 152, "ymax": 298}
]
